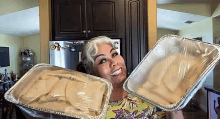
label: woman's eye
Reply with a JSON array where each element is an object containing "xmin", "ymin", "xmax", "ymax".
[
  {"xmin": 112, "ymin": 52, "xmax": 118, "ymax": 57},
  {"xmin": 99, "ymin": 59, "xmax": 107, "ymax": 64}
]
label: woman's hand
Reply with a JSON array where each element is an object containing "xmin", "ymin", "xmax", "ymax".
[{"xmin": 166, "ymin": 110, "xmax": 184, "ymax": 119}]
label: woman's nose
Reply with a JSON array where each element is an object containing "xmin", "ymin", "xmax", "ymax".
[{"xmin": 109, "ymin": 58, "xmax": 117, "ymax": 67}]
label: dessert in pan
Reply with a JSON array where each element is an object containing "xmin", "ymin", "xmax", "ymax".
[
  {"xmin": 131, "ymin": 35, "xmax": 220, "ymax": 110},
  {"xmin": 18, "ymin": 69, "xmax": 106, "ymax": 117},
  {"xmin": 137, "ymin": 54, "xmax": 206, "ymax": 106}
]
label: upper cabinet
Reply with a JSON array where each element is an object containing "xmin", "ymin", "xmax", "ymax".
[
  {"xmin": 124, "ymin": 0, "xmax": 148, "ymax": 75},
  {"xmin": 52, "ymin": 0, "xmax": 86, "ymax": 39},
  {"xmin": 51, "ymin": 0, "xmax": 148, "ymax": 75},
  {"xmin": 52, "ymin": 0, "xmax": 124, "ymax": 40},
  {"xmin": 87, "ymin": 0, "xmax": 124, "ymax": 38}
]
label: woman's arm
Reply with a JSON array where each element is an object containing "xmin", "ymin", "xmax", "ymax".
[{"xmin": 166, "ymin": 110, "xmax": 184, "ymax": 119}]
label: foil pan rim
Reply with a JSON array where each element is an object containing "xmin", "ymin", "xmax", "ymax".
[
  {"xmin": 123, "ymin": 34, "xmax": 220, "ymax": 111},
  {"xmin": 5, "ymin": 63, "xmax": 113, "ymax": 119}
]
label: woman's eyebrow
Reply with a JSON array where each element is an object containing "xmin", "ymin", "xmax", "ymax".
[
  {"xmin": 110, "ymin": 48, "xmax": 116, "ymax": 53},
  {"xmin": 94, "ymin": 48, "xmax": 115, "ymax": 61},
  {"xmin": 94, "ymin": 54, "xmax": 105, "ymax": 61}
]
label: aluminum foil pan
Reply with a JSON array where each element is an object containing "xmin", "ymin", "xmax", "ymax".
[
  {"xmin": 4, "ymin": 63, "xmax": 113, "ymax": 119},
  {"xmin": 123, "ymin": 34, "xmax": 220, "ymax": 111}
]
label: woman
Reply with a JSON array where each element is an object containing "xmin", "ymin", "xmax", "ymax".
[{"xmin": 75, "ymin": 36, "xmax": 184, "ymax": 119}]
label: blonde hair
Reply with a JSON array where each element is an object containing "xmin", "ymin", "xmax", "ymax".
[{"xmin": 75, "ymin": 36, "xmax": 115, "ymax": 75}]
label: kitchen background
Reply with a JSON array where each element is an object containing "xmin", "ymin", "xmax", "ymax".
[{"xmin": 0, "ymin": 0, "xmax": 220, "ymax": 117}]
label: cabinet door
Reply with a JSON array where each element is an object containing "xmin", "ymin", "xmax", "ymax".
[
  {"xmin": 125, "ymin": 0, "xmax": 148, "ymax": 75},
  {"xmin": 52, "ymin": 0, "xmax": 87, "ymax": 39},
  {"xmin": 86, "ymin": 0, "xmax": 124, "ymax": 38}
]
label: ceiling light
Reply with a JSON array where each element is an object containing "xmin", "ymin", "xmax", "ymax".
[{"xmin": 185, "ymin": 21, "xmax": 194, "ymax": 24}]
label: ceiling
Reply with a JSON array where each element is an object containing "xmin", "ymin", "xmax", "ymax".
[
  {"xmin": 0, "ymin": 1, "xmax": 218, "ymax": 36},
  {"xmin": 157, "ymin": 0, "xmax": 220, "ymax": 4},
  {"xmin": 0, "ymin": 6, "xmax": 39, "ymax": 37},
  {"xmin": 157, "ymin": 8, "xmax": 209, "ymax": 30},
  {"xmin": 157, "ymin": 0, "xmax": 220, "ymax": 31}
]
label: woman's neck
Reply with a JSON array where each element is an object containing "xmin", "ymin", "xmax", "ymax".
[{"xmin": 109, "ymin": 87, "xmax": 128, "ymax": 102}]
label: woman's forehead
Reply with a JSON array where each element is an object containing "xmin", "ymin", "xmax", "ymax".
[{"xmin": 97, "ymin": 44, "xmax": 113, "ymax": 53}]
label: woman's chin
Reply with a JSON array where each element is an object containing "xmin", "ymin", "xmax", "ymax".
[
  {"xmin": 111, "ymin": 76, "xmax": 127, "ymax": 86},
  {"xmin": 111, "ymin": 75, "xmax": 126, "ymax": 82}
]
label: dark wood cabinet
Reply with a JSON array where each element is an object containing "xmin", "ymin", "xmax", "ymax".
[
  {"xmin": 86, "ymin": 0, "xmax": 124, "ymax": 38},
  {"xmin": 52, "ymin": 0, "xmax": 124, "ymax": 40},
  {"xmin": 124, "ymin": 0, "xmax": 148, "ymax": 75},
  {"xmin": 51, "ymin": 0, "xmax": 148, "ymax": 76},
  {"xmin": 53, "ymin": 0, "xmax": 87, "ymax": 39}
]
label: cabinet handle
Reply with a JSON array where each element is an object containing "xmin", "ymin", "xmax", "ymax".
[
  {"xmin": 88, "ymin": 30, "xmax": 90, "ymax": 33},
  {"xmin": 83, "ymin": 30, "xmax": 86, "ymax": 33}
]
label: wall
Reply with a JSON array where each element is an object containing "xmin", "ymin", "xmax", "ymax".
[
  {"xmin": 0, "ymin": 0, "xmax": 39, "ymax": 16},
  {"xmin": 39, "ymin": 0, "xmax": 50, "ymax": 64},
  {"xmin": 178, "ymin": 18, "xmax": 214, "ymax": 112},
  {"xmin": 0, "ymin": 33, "xmax": 40, "ymax": 76},
  {"xmin": 0, "ymin": 34, "xmax": 23, "ymax": 75},
  {"xmin": 148, "ymin": 0, "xmax": 157, "ymax": 50},
  {"xmin": 23, "ymin": 34, "xmax": 40, "ymax": 65},
  {"xmin": 213, "ymin": 16, "xmax": 220, "ymax": 43},
  {"xmin": 178, "ymin": 18, "xmax": 213, "ymax": 43},
  {"xmin": 212, "ymin": 4, "xmax": 220, "ymax": 17},
  {"xmin": 212, "ymin": 16, "xmax": 220, "ymax": 90},
  {"xmin": 157, "ymin": 28, "xmax": 178, "ymax": 40}
]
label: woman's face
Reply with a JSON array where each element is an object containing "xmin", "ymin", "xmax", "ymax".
[{"xmin": 94, "ymin": 43, "xmax": 127, "ymax": 86}]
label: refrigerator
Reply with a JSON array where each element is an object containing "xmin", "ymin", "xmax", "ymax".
[{"xmin": 49, "ymin": 39, "xmax": 121, "ymax": 70}]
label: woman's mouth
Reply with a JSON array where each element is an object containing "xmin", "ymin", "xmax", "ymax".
[{"xmin": 111, "ymin": 68, "xmax": 122, "ymax": 76}]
